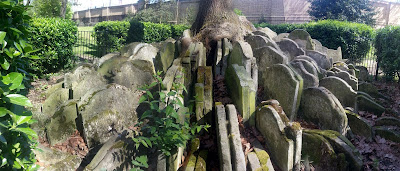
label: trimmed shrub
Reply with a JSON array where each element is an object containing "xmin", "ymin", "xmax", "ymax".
[
  {"xmin": 93, "ymin": 20, "xmax": 130, "ymax": 55},
  {"xmin": 255, "ymin": 20, "xmax": 375, "ymax": 62},
  {"xmin": 127, "ymin": 20, "xmax": 189, "ymax": 43},
  {"xmin": 375, "ymin": 26, "xmax": 400, "ymax": 81},
  {"xmin": 29, "ymin": 18, "xmax": 77, "ymax": 75},
  {"xmin": 171, "ymin": 24, "xmax": 190, "ymax": 38}
]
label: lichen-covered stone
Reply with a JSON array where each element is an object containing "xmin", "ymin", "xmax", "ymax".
[
  {"xmin": 277, "ymin": 38, "xmax": 305, "ymax": 61},
  {"xmin": 78, "ymin": 84, "xmax": 140, "ymax": 147},
  {"xmin": 85, "ymin": 135, "xmax": 134, "ymax": 170},
  {"xmin": 356, "ymin": 94, "xmax": 385, "ymax": 115},
  {"xmin": 273, "ymin": 33, "xmax": 289, "ymax": 42},
  {"xmin": 194, "ymin": 150, "xmax": 208, "ymax": 171},
  {"xmin": 290, "ymin": 61, "xmax": 318, "ymax": 88},
  {"xmin": 312, "ymin": 39, "xmax": 328, "ymax": 54},
  {"xmin": 327, "ymin": 47, "xmax": 342, "ymax": 63},
  {"xmin": 44, "ymin": 82, "xmax": 63, "ymax": 97},
  {"xmin": 288, "ymin": 29, "xmax": 315, "ymax": 51},
  {"xmin": 252, "ymin": 140, "xmax": 275, "ymax": 171},
  {"xmin": 359, "ymin": 82, "xmax": 386, "ymax": 99},
  {"xmin": 375, "ymin": 117, "xmax": 400, "ymax": 127},
  {"xmin": 155, "ymin": 41, "xmax": 176, "ymax": 73},
  {"xmin": 229, "ymin": 41, "xmax": 255, "ymax": 75},
  {"xmin": 247, "ymin": 152, "xmax": 262, "ymax": 171},
  {"xmin": 225, "ymin": 64, "xmax": 256, "ymax": 125},
  {"xmin": 374, "ymin": 126, "xmax": 400, "ymax": 143},
  {"xmin": 226, "ymin": 104, "xmax": 246, "ymax": 171},
  {"xmin": 34, "ymin": 144, "xmax": 81, "ymax": 171},
  {"xmin": 254, "ymin": 46, "xmax": 288, "ymax": 75},
  {"xmin": 45, "ymin": 100, "xmax": 78, "ymax": 146},
  {"xmin": 185, "ymin": 152, "xmax": 197, "ymax": 171},
  {"xmin": 345, "ymin": 110, "xmax": 373, "ymax": 139},
  {"xmin": 306, "ymin": 129, "xmax": 363, "ymax": 171},
  {"xmin": 302, "ymin": 131, "xmax": 347, "ymax": 171},
  {"xmin": 320, "ymin": 76, "xmax": 357, "ymax": 108},
  {"xmin": 306, "ymin": 50, "xmax": 332, "ymax": 70},
  {"xmin": 120, "ymin": 42, "xmax": 148, "ymax": 58},
  {"xmin": 94, "ymin": 52, "xmax": 121, "ymax": 68},
  {"xmin": 256, "ymin": 105, "xmax": 294, "ymax": 171},
  {"xmin": 97, "ymin": 56, "xmax": 129, "ymax": 77},
  {"xmin": 327, "ymin": 71, "xmax": 358, "ymax": 91},
  {"xmin": 255, "ymin": 27, "xmax": 277, "ymax": 40},
  {"xmin": 246, "ymin": 35, "xmax": 280, "ymax": 52},
  {"xmin": 42, "ymin": 88, "xmax": 70, "ymax": 120},
  {"xmin": 260, "ymin": 64, "xmax": 302, "ymax": 120},
  {"xmin": 215, "ymin": 103, "xmax": 232, "ymax": 171},
  {"xmin": 113, "ymin": 60, "xmax": 155, "ymax": 91},
  {"xmin": 301, "ymin": 87, "xmax": 348, "ymax": 135}
]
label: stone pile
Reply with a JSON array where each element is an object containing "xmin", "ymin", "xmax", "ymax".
[{"xmin": 32, "ymin": 25, "xmax": 391, "ymax": 171}]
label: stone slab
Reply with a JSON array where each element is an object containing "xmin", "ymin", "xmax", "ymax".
[
  {"xmin": 215, "ymin": 103, "xmax": 232, "ymax": 171},
  {"xmin": 226, "ymin": 104, "xmax": 246, "ymax": 171}
]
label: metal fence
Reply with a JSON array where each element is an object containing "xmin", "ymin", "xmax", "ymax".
[{"xmin": 73, "ymin": 31, "xmax": 111, "ymax": 61}]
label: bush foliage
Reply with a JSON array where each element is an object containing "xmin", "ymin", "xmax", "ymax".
[
  {"xmin": 93, "ymin": 20, "xmax": 189, "ymax": 54},
  {"xmin": 93, "ymin": 21, "xmax": 130, "ymax": 55},
  {"xmin": 375, "ymin": 26, "xmax": 400, "ymax": 81},
  {"xmin": 1, "ymin": 0, "xmax": 39, "ymax": 170},
  {"xmin": 29, "ymin": 18, "xmax": 77, "ymax": 75},
  {"xmin": 256, "ymin": 20, "xmax": 375, "ymax": 62}
]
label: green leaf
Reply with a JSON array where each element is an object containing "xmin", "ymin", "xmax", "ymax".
[
  {"xmin": 10, "ymin": 28, "xmax": 22, "ymax": 34},
  {"xmin": 141, "ymin": 111, "xmax": 152, "ymax": 119},
  {"xmin": 0, "ymin": 107, "xmax": 12, "ymax": 117},
  {"xmin": 1, "ymin": 158, "xmax": 6, "ymax": 167},
  {"xmin": 11, "ymin": 113, "xmax": 32, "ymax": 125},
  {"xmin": 143, "ymin": 137, "xmax": 152, "ymax": 148},
  {"xmin": 5, "ymin": 94, "xmax": 33, "ymax": 107},
  {"xmin": 0, "ymin": 31, "xmax": 6, "ymax": 43},
  {"xmin": 3, "ymin": 72, "xmax": 23, "ymax": 90},
  {"xmin": 14, "ymin": 126, "xmax": 38, "ymax": 139},
  {"xmin": 140, "ymin": 139, "xmax": 148, "ymax": 148},
  {"xmin": 148, "ymin": 82, "xmax": 157, "ymax": 88},
  {"xmin": 1, "ymin": 58, "xmax": 10, "ymax": 70},
  {"xmin": 146, "ymin": 91, "xmax": 153, "ymax": 99},
  {"xmin": 136, "ymin": 155, "xmax": 148, "ymax": 168},
  {"xmin": 28, "ymin": 55, "xmax": 40, "ymax": 59},
  {"xmin": 139, "ymin": 95, "xmax": 147, "ymax": 104},
  {"xmin": 14, "ymin": 42, "xmax": 23, "ymax": 54},
  {"xmin": 0, "ymin": 135, "xmax": 7, "ymax": 145}
]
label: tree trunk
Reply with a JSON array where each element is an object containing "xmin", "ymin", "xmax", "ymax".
[
  {"xmin": 191, "ymin": 0, "xmax": 254, "ymax": 43},
  {"xmin": 60, "ymin": 0, "xmax": 68, "ymax": 19}
]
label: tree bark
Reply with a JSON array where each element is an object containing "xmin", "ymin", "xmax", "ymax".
[
  {"xmin": 60, "ymin": 0, "xmax": 68, "ymax": 19},
  {"xmin": 191, "ymin": 0, "xmax": 254, "ymax": 43}
]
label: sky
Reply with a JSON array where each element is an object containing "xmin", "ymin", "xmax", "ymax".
[
  {"xmin": 72, "ymin": 0, "xmax": 139, "ymax": 12},
  {"xmin": 71, "ymin": 0, "xmax": 400, "ymax": 12}
]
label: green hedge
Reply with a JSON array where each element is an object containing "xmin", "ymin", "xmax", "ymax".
[
  {"xmin": 29, "ymin": 18, "xmax": 77, "ymax": 75},
  {"xmin": 375, "ymin": 26, "xmax": 400, "ymax": 81},
  {"xmin": 256, "ymin": 20, "xmax": 375, "ymax": 62},
  {"xmin": 93, "ymin": 20, "xmax": 189, "ymax": 54},
  {"xmin": 93, "ymin": 21, "xmax": 130, "ymax": 55}
]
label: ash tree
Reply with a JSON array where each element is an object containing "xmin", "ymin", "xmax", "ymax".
[{"xmin": 307, "ymin": 0, "xmax": 376, "ymax": 25}]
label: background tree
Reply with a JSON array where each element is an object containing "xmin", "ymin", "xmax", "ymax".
[
  {"xmin": 307, "ymin": 0, "xmax": 376, "ymax": 25},
  {"xmin": 131, "ymin": 0, "xmax": 176, "ymax": 24},
  {"xmin": 30, "ymin": 0, "xmax": 73, "ymax": 19},
  {"xmin": 191, "ymin": 0, "xmax": 254, "ymax": 44}
]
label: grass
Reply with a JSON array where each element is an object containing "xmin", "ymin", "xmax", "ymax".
[{"xmin": 78, "ymin": 26, "xmax": 94, "ymax": 32}]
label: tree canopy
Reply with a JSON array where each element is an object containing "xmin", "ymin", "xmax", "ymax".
[
  {"xmin": 30, "ymin": 0, "xmax": 73, "ymax": 19},
  {"xmin": 307, "ymin": 0, "xmax": 376, "ymax": 25}
]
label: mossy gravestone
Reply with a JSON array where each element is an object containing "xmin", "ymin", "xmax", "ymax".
[
  {"xmin": 78, "ymin": 84, "xmax": 141, "ymax": 147},
  {"xmin": 301, "ymin": 87, "xmax": 348, "ymax": 135},
  {"xmin": 260, "ymin": 64, "xmax": 302, "ymax": 120}
]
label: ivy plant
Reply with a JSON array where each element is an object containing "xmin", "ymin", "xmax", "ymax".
[{"xmin": 131, "ymin": 71, "xmax": 209, "ymax": 170}]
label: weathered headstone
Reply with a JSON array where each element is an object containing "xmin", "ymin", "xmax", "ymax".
[
  {"xmin": 255, "ymin": 27, "xmax": 277, "ymax": 40},
  {"xmin": 226, "ymin": 104, "xmax": 246, "ymax": 171},
  {"xmin": 229, "ymin": 41, "xmax": 255, "ymax": 75},
  {"xmin": 260, "ymin": 64, "xmax": 302, "ymax": 120},
  {"xmin": 273, "ymin": 33, "xmax": 289, "ymax": 42},
  {"xmin": 225, "ymin": 64, "xmax": 256, "ymax": 125},
  {"xmin": 301, "ymin": 87, "xmax": 348, "ymax": 135},
  {"xmin": 245, "ymin": 35, "xmax": 280, "ymax": 52},
  {"xmin": 327, "ymin": 47, "xmax": 343, "ymax": 63},
  {"xmin": 288, "ymin": 29, "xmax": 315, "ymax": 51},
  {"xmin": 256, "ymin": 105, "xmax": 294, "ymax": 171},
  {"xmin": 78, "ymin": 84, "xmax": 141, "ymax": 147},
  {"xmin": 327, "ymin": 71, "xmax": 358, "ymax": 91},
  {"xmin": 45, "ymin": 100, "xmax": 78, "ymax": 146},
  {"xmin": 42, "ymin": 88, "xmax": 70, "ymax": 120},
  {"xmin": 215, "ymin": 103, "xmax": 232, "ymax": 171},
  {"xmin": 306, "ymin": 50, "xmax": 332, "ymax": 70},
  {"xmin": 346, "ymin": 110, "xmax": 373, "ymax": 139},
  {"xmin": 290, "ymin": 61, "xmax": 319, "ymax": 88},
  {"xmin": 113, "ymin": 60, "xmax": 155, "ymax": 90},
  {"xmin": 320, "ymin": 76, "xmax": 357, "ymax": 108},
  {"xmin": 155, "ymin": 41, "xmax": 176, "ymax": 73},
  {"xmin": 277, "ymin": 38, "xmax": 305, "ymax": 61}
]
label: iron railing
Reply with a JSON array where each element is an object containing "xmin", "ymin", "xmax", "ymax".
[{"xmin": 73, "ymin": 31, "xmax": 113, "ymax": 61}]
